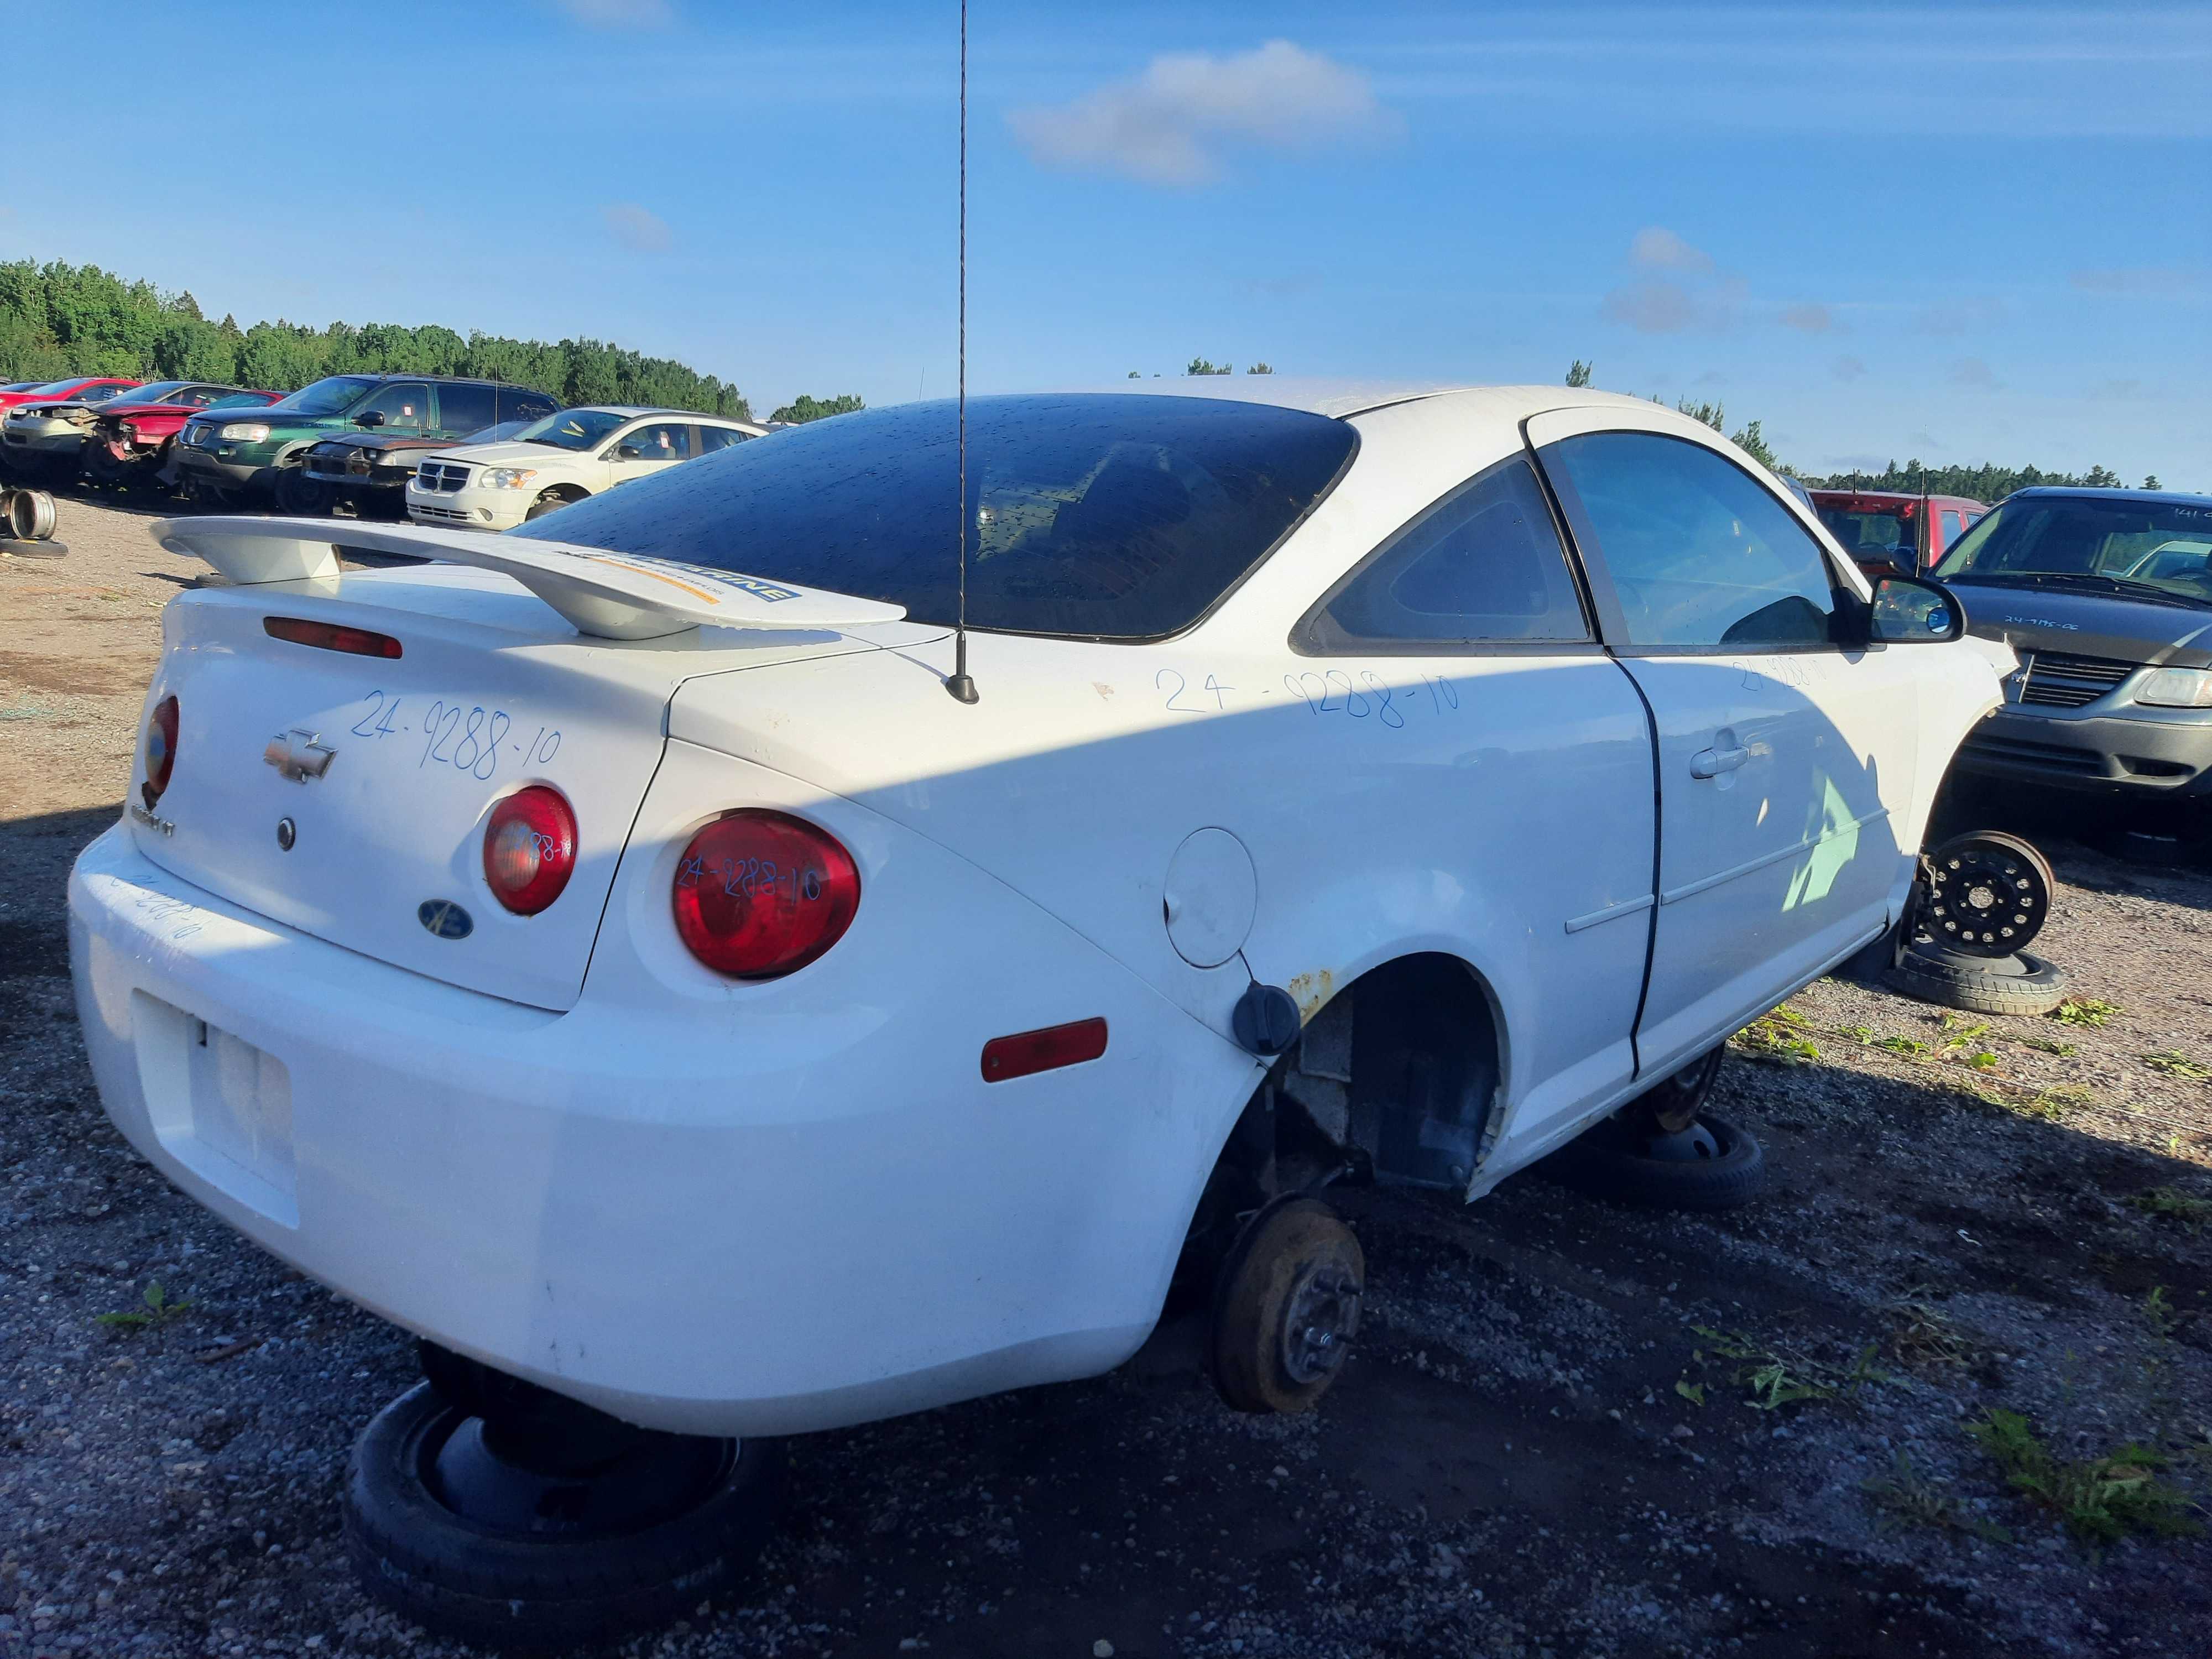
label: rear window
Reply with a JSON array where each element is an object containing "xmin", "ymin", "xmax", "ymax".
[
  {"xmin": 1817, "ymin": 504, "xmax": 1918, "ymax": 561},
  {"xmin": 509, "ymin": 393, "xmax": 1358, "ymax": 638}
]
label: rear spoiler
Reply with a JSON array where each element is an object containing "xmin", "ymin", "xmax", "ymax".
[{"xmin": 150, "ymin": 516, "xmax": 906, "ymax": 640}]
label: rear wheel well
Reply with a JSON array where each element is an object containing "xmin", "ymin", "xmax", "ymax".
[{"xmin": 1180, "ymin": 954, "xmax": 1503, "ymax": 1284}]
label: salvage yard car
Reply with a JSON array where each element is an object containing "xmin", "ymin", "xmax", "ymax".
[
  {"xmin": 0, "ymin": 375, "xmax": 147, "ymax": 478},
  {"xmin": 1811, "ymin": 487, "xmax": 1987, "ymax": 577},
  {"xmin": 168, "ymin": 373, "xmax": 559, "ymax": 504},
  {"xmin": 70, "ymin": 382, "xmax": 2000, "ymax": 1647},
  {"xmin": 1940, "ymin": 486, "xmax": 2212, "ymax": 835},
  {"xmin": 292, "ymin": 416, "xmax": 534, "ymax": 519},
  {"xmin": 84, "ymin": 389, "xmax": 285, "ymax": 493},
  {"xmin": 406, "ymin": 403, "xmax": 766, "ymax": 529}
]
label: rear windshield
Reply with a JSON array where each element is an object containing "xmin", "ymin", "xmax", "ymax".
[
  {"xmin": 1936, "ymin": 495, "xmax": 2212, "ymax": 605},
  {"xmin": 509, "ymin": 393, "xmax": 1359, "ymax": 638}
]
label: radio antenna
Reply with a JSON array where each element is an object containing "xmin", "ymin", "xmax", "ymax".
[{"xmin": 943, "ymin": 0, "xmax": 979, "ymax": 704}]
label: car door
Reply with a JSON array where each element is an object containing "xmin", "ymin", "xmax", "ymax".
[
  {"xmin": 1293, "ymin": 451, "xmax": 1655, "ymax": 1171},
  {"xmin": 1528, "ymin": 414, "xmax": 1919, "ymax": 1077}
]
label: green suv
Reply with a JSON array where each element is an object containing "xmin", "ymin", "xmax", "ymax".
[{"xmin": 169, "ymin": 374, "xmax": 559, "ymax": 504}]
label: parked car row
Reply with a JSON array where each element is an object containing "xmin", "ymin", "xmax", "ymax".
[
  {"xmin": 0, "ymin": 366, "xmax": 770, "ymax": 530},
  {"xmin": 1810, "ymin": 487, "xmax": 1987, "ymax": 577}
]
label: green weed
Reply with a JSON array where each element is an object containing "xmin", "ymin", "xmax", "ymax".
[
  {"xmin": 96, "ymin": 1281, "xmax": 190, "ymax": 1333},
  {"xmin": 1888, "ymin": 1298, "xmax": 1973, "ymax": 1370},
  {"xmin": 1863, "ymin": 1450, "xmax": 2013, "ymax": 1543},
  {"xmin": 2129, "ymin": 1187, "xmax": 2212, "ymax": 1235},
  {"xmin": 2018, "ymin": 1036, "xmax": 2078, "ymax": 1057},
  {"xmin": 1689, "ymin": 1326, "xmax": 1883, "ymax": 1411},
  {"xmin": 2142, "ymin": 1050, "xmax": 2212, "ymax": 1081},
  {"xmin": 1968, "ymin": 1409, "xmax": 2201, "ymax": 1546},
  {"xmin": 2049, "ymin": 998, "xmax": 2120, "ymax": 1029},
  {"xmin": 1876, "ymin": 1035, "xmax": 1931, "ymax": 1056}
]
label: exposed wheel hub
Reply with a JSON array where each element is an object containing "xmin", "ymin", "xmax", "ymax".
[
  {"xmin": 1279, "ymin": 1263, "xmax": 1363, "ymax": 1385},
  {"xmin": 1923, "ymin": 832, "xmax": 2052, "ymax": 957},
  {"xmin": 426, "ymin": 1414, "xmax": 734, "ymax": 1536}
]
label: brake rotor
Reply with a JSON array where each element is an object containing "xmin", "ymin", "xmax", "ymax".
[{"xmin": 1922, "ymin": 830, "xmax": 2053, "ymax": 957}]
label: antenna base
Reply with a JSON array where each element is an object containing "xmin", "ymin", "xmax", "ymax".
[{"xmin": 945, "ymin": 673, "xmax": 979, "ymax": 705}]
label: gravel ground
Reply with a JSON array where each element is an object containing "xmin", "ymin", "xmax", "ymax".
[{"xmin": 4, "ymin": 494, "xmax": 2210, "ymax": 1659}]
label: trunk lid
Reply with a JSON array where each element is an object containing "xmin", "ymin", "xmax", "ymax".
[{"xmin": 137, "ymin": 562, "xmax": 925, "ymax": 1009}]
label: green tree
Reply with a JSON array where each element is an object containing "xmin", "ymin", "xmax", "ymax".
[
  {"xmin": 2146, "ymin": 476, "xmax": 2163, "ymax": 491},
  {"xmin": 1565, "ymin": 359, "xmax": 1593, "ymax": 388},
  {"xmin": 1184, "ymin": 358, "xmax": 1232, "ymax": 376},
  {"xmin": 769, "ymin": 393, "xmax": 864, "ymax": 424},
  {"xmin": 1245, "ymin": 362, "xmax": 1274, "ymax": 375},
  {"xmin": 1674, "ymin": 397, "xmax": 1724, "ymax": 432},
  {"xmin": 1730, "ymin": 419, "xmax": 1782, "ymax": 471}
]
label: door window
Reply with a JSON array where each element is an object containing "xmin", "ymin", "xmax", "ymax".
[
  {"xmin": 613, "ymin": 422, "xmax": 691, "ymax": 462},
  {"xmin": 498, "ymin": 389, "xmax": 560, "ymax": 424},
  {"xmin": 697, "ymin": 424, "xmax": 753, "ymax": 453},
  {"xmin": 1548, "ymin": 432, "xmax": 1841, "ymax": 650},
  {"xmin": 1301, "ymin": 456, "xmax": 1589, "ymax": 650},
  {"xmin": 1940, "ymin": 509, "xmax": 1963, "ymax": 547},
  {"xmin": 435, "ymin": 383, "xmax": 497, "ymax": 436},
  {"xmin": 356, "ymin": 383, "xmax": 429, "ymax": 435}
]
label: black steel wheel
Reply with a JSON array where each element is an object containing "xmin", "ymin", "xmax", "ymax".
[
  {"xmin": 1921, "ymin": 830, "xmax": 2053, "ymax": 957},
  {"xmin": 273, "ymin": 464, "xmax": 331, "ymax": 517},
  {"xmin": 1209, "ymin": 1195, "xmax": 1364, "ymax": 1414},
  {"xmin": 343, "ymin": 1381, "xmax": 785, "ymax": 1652}
]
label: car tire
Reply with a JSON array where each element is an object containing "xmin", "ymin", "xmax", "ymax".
[
  {"xmin": 343, "ymin": 1383, "xmax": 785, "ymax": 1652},
  {"xmin": 273, "ymin": 465, "xmax": 330, "ymax": 517},
  {"xmin": 525, "ymin": 490, "xmax": 577, "ymax": 521},
  {"xmin": 1209, "ymin": 1196, "xmax": 1363, "ymax": 1415},
  {"xmin": 1884, "ymin": 945, "xmax": 2070, "ymax": 1016},
  {"xmin": 1539, "ymin": 1110, "xmax": 1767, "ymax": 1212}
]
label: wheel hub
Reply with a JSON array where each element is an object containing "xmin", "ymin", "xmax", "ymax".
[
  {"xmin": 1279, "ymin": 1263, "xmax": 1363, "ymax": 1385},
  {"xmin": 424, "ymin": 1413, "xmax": 735, "ymax": 1537},
  {"xmin": 1923, "ymin": 834, "xmax": 2051, "ymax": 957}
]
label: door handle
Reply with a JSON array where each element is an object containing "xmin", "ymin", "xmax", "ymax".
[{"xmin": 1690, "ymin": 743, "xmax": 1748, "ymax": 779}]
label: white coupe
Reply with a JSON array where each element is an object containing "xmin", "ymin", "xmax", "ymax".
[{"xmin": 69, "ymin": 380, "xmax": 2002, "ymax": 1638}]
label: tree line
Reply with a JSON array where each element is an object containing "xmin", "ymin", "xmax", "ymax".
[
  {"xmin": 0, "ymin": 259, "xmax": 755, "ymax": 419},
  {"xmin": 1565, "ymin": 363, "xmax": 2166, "ymax": 498}
]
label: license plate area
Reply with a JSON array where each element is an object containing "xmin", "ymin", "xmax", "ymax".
[{"xmin": 132, "ymin": 993, "xmax": 298, "ymax": 1228}]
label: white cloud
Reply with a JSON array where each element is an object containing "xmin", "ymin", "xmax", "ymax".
[
  {"xmin": 556, "ymin": 0, "xmax": 672, "ymax": 25},
  {"xmin": 2071, "ymin": 267, "xmax": 2205, "ymax": 300},
  {"xmin": 1915, "ymin": 296, "xmax": 2005, "ymax": 336},
  {"xmin": 1629, "ymin": 226, "xmax": 1714, "ymax": 275},
  {"xmin": 1779, "ymin": 302, "xmax": 1837, "ymax": 333},
  {"xmin": 1007, "ymin": 40, "xmax": 1396, "ymax": 186},
  {"xmin": 602, "ymin": 202, "xmax": 672, "ymax": 253}
]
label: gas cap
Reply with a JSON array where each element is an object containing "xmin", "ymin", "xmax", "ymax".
[{"xmin": 1163, "ymin": 827, "xmax": 1258, "ymax": 969}]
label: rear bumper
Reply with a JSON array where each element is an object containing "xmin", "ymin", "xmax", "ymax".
[
  {"xmin": 69, "ymin": 812, "xmax": 1245, "ymax": 1437},
  {"xmin": 1954, "ymin": 705, "xmax": 2212, "ymax": 798},
  {"xmin": 2, "ymin": 426, "xmax": 86, "ymax": 455}
]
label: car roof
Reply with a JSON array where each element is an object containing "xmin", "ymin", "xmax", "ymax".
[
  {"xmin": 2007, "ymin": 486, "xmax": 2212, "ymax": 507},
  {"xmin": 565, "ymin": 405, "xmax": 749, "ymax": 422},
  {"xmin": 1056, "ymin": 378, "xmax": 1680, "ymax": 421}
]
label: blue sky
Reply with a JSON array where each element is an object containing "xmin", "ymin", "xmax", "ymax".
[{"xmin": 7, "ymin": 1, "xmax": 2206, "ymax": 483}]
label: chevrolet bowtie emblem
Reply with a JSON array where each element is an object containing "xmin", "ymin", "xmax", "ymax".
[{"xmin": 264, "ymin": 728, "xmax": 337, "ymax": 782}]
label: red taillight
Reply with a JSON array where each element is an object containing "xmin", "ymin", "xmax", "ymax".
[
  {"xmin": 672, "ymin": 810, "xmax": 859, "ymax": 979},
  {"xmin": 982, "ymin": 1018, "xmax": 1109, "ymax": 1083},
  {"xmin": 263, "ymin": 616, "xmax": 403, "ymax": 659},
  {"xmin": 481, "ymin": 786, "xmax": 577, "ymax": 915},
  {"xmin": 142, "ymin": 695, "xmax": 179, "ymax": 808}
]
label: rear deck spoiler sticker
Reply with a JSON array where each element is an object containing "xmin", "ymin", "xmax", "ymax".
[{"xmin": 150, "ymin": 516, "xmax": 907, "ymax": 640}]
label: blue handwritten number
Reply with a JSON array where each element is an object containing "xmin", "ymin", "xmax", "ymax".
[
  {"xmin": 1202, "ymin": 674, "xmax": 1233, "ymax": 709},
  {"xmin": 1158, "ymin": 669, "xmax": 1200, "ymax": 713},
  {"xmin": 1326, "ymin": 670, "xmax": 1366, "ymax": 717},
  {"xmin": 416, "ymin": 701, "xmax": 448, "ymax": 766},
  {"xmin": 1362, "ymin": 672, "xmax": 1404, "ymax": 729},
  {"xmin": 377, "ymin": 698, "xmax": 401, "ymax": 738},
  {"xmin": 351, "ymin": 692, "xmax": 385, "ymax": 737},
  {"xmin": 536, "ymin": 731, "xmax": 561, "ymax": 765},
  {"xmin": 474, "ymin": 712, "xmax": 509, "ymax": 780},
  {"xmin": 429, "ymin": 705, "xmax": 463, "ymax": 765}
]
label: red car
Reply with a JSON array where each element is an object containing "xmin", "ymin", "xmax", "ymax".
[
  {"xmin": 1809, "ymin": 488, "xmax": 1987, "ymax": 577},
  {"xmin": 81, "ymin": 385, "xmax": 283, "ymax": 492},
  {"xmin": 0, "ymin": 374, "xmax": 140, "ymax": 414}
]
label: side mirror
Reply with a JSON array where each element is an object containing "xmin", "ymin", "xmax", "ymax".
[
  {"xmin": 353, "ymin": 410, "xmax": 385, "ymax": 429},
  {"xmin": 1870, "ymin": 575, "xmax": 1964, "ymax": 643},
  {"xmin": 614, "ymin": 442, "xmax": 645, "ymax": 460}
]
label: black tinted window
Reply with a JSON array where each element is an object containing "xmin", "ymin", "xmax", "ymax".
[
  {"xmin": 357, "ymin": 382, "xmax": 429, "ymax": 434},
  {"xmin": 698, "ymin": 424, "xmax": 752, "ymax": 453},
  {"xmin": 436, "ymin": 383, "xmax": 497, "ymax": 435},
  {"xmin": 1548, "ymin": 432, "xmax": 1839, "ymax": 649},
  {"xmin": 511, "ymin": 394, "xmax": 1358, "ymax": 638},
  {"xmin": 499, "ymin": 388, "xmax": 559, "ymax": 423},
  {"xmin": 1303, "ymin": 457, "xmax": 1587, "ymax": 650}
]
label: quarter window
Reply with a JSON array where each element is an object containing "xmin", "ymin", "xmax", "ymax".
[
  {"xmin": 1302, "ymin": 456, "xmax": 1589, "ymax": 650},
  {"xmin": 698, "ymin": 424, "xmax": 752, "ymax": 453},
  {"xmin": 435, "ymin": 383, "xmax": 497, "ymax": 435},
  {"xmin": 1548, "ymin": 432, "xmax": 1840, "ymax": 649}
]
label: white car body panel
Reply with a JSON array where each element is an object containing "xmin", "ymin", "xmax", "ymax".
[{"xmin": 70, "ymin": 382, "xmax": 2006, "ymax": 1436}]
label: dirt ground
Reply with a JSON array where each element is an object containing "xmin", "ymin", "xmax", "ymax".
[{"xmin": 4, "ymin": 495, "xmax": 2210, "ymax": 1659}]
